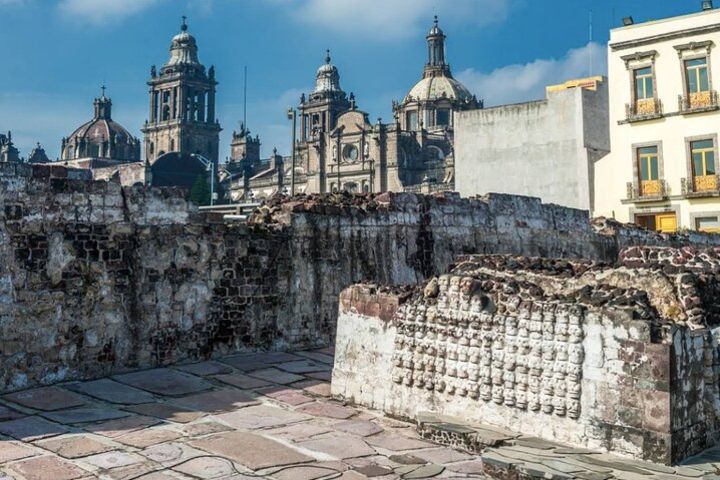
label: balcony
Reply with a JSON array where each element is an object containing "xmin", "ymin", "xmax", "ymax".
[
  {"xmin": 678, "ymin": 90, "xmax": 719, "ymax": 113},
  {"xmin": 624, "ymin": 98, "xmax": 663, "ymax": 122},
  {"xmin": 626, "ymin": 179, "xmax": 669, "ymax": 202},
  {"xmin": 681, "ymin": 174, "xmax": 720, "ymax": 197}
]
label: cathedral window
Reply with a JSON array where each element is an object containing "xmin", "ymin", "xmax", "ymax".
[
  {"xmin": 343, "ymin": 144, "xmax": 359, "ymax": 162},
  {"xmin": 437, "ymin": 109, "xmax": 450, "ymax": 126},
  {"xmin": 406, "ymin": 111, "xmax": 418, "ymax": 130}
]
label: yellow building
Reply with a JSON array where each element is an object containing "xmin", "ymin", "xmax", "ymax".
[{"xmin": 594, "ymin": 3, "xmax": 720, "ymax": 233}]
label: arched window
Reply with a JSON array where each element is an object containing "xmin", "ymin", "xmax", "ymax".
[{"xmin": 426, "ymin": 146, "xmax": 445, "ymax": 161}]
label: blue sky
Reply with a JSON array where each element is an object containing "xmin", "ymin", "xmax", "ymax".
[{"xmin": 0, "ymin": 0, "xmax": 704, "ymax": 161}]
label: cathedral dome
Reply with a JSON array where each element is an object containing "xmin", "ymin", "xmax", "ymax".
[
  {"xmin": 166, "ymin": 17, "xmax": 200, "ymax": 67},
  {"xmin": 62, "ymin": 91, "xmax": 140, "ymax": 162},
  {"xmin": 404, "ymin": 75, "xmax": 473, "ymax": 103},
  {"xmin": 314, "ymin": 50, "xmax": 342, "ymax": 93}
]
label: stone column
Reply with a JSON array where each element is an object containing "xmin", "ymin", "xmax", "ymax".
[{"xmin": 207, "ymin": 89, "xmax": 216, "ymax": 123}]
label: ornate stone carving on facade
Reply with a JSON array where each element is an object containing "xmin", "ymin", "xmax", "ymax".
[{"xmin": 390, "ymin": 273, "xmax": 584, "ymax": 419}]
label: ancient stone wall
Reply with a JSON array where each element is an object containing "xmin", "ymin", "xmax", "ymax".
[
  {"xmin": 1, "ymin": 163, "xmax": 720, "ymax": 394},
  {"xmin": 331, "ymin": 251, "xmax": 720, "ymax": 464}
]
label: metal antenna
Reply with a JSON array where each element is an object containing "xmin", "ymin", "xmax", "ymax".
[
  {"xmin": 243, "ymin": 66, "xmax": 247, "ymax": 128},
  {"xmin": 589, "ymin": 9, "xmax": 594, "ymax": 76}
]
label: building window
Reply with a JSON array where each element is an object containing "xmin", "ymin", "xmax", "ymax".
[
  {"xmin": 406, "ymin": 111, "xmax": 418, "ymax": 131},
  {"xmin": 691, "ymin": 139, "xmax": 717, "ymax": 191},
  {"xmin": 437, "ymin": 109, "xmax": 450, "ymax": 126},
  {"xmin": 635, "ymin": 213, "xmax": 677, "ymax": 233},
  {"xmin": 686, "ymin": 57, "xmax": 710, "ymax": 94},
  {"xmin": 696, "ymin": 215, "xmax": 720, "ymax": 233},
  {"xmin": 329, "ymin": 183, "xmax": 337, "ymax": 193},
  {"xmin": 637, "ymin": 146, "xmax": 661, "ymax": 196},
  {"xmin": 343, "ymin": 144, "xmax": 359, "ymax": 162},
  {"xmin": 362, "ymin": 181, "xmax": 369, "ymax": 193},
  {"xmin": 634, "ymin": 67, "xmax": 654, "ymax": 99}
]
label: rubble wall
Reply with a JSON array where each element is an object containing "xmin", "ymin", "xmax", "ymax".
[
  {"xmin": 331, "ymin": 252, "xmax": 720, "ymax": 464},
  {"xmin": 1, "ymin": 163, "xmax": 720, "ymax": 393}
]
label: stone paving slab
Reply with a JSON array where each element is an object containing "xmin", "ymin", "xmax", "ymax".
[
  {"xmin": 212, "ymin": 373, "xmax": 272, "ymax": 389},
  {"xmin": 122, "ymin": 403, "xmax": 206, "ymax": 424},
  {"xmin": 35, "ymin": 434, "xmax": 117, "ymax": 459},
  {"xmin": 6, "ymin": 455, "xmax": 89, "ymax": 480},
  {"xmin": 214, "ymin": 404, "xmax": 311, "ymax": 430},
  {"xmin": 3, "ymin": 387, "xmax": 86, "ymax": 412},
  {"xmin": 297, "ymin": 435, "xmax": 377, "ymax": 459},
  {"xmin": 246, "ymin": 368, "xmax": 306, "ymax": 385},
  {"xmin": 84, "ymin": 414, "xmax": 162, "ymax": 438},
  {"xmin": 114, "ymin": 427, "xmax": 183, "ymax": 448},
  {"xmin": 168, "ymin": 388, "xmax": 259, "ymax": 413},
  {"xmin": 220, "ymin": 352, "xmax": 304, "ymax": 371},
  {"xmin": 276, "ymin": 360, "xmax": 332, "ymax": 374},
  {"xmin": 112, "ymin": 369, "xmax": 213, "ymax": 397},
  {"xmin": 0, "ymin": 441, "xmax": 38, "ymax": 463},
  {"xmin": 0, "ymin": 416, "xmax": 69, "ymax": 441},
  {"xmin": 65, "ymin": 379, "xmax": 156, "ymax": 405},
  {"xmin": 40, "ymin": 407, "xmax": 130, "ymax": 425},
  {"xmin": 297, "ymin": 401, "xmax": 357, "ymax": 419},
  {"xmin": 191, "ymin": 431, "xmax": 314, "ymax": 470},
  {"xmin": 173, "ymin": 361, "xmax": 233, "ymax": 377}
]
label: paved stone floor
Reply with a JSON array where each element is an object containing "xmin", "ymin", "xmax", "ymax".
[
  {"xmin": 0, "ymin": 349, "xmax": 718, "ymax": 480},
  {"xmin": 0, "ymin": 349, "xmax": 486, "ymax": 479}
]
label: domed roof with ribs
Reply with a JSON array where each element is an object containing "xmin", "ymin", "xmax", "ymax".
[{"xmin": 61, "ymin": 92, "xmax": 140, "ymax": 163}]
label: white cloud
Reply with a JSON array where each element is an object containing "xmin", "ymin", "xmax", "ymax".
[
  {"xmin": 267, "ymin": 0, "xmax": 513, "ymax": 40},
  {"xmin": 57, "ymin": 0, "xmax": 163, "ymax": 25},
  {"xmin": 457, "ymin": 42, "xmax": 608, "ymax": 107}
]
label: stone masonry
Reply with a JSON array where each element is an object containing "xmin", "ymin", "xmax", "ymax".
[
  {"xmin": 331, "ymin": 248, "xmax": 720, "ymax": 465},
  {"xmin": 1, "ymin": 162, "xmax": 720, "ymax": 395}
]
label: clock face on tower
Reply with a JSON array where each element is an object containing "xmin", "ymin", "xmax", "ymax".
[{"xmin": 343, "ymin": 144, "xmax": 359, "ymax": 162}]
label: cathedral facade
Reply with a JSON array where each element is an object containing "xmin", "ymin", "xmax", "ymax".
[{"xmin": 225, "ymin": 17, "xmax": 481, "ymax": 200}]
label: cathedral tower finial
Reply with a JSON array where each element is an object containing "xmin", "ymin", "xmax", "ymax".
[
  {"xmin": 425, "ymin": 15, "xmax": 448, "ymax": 75},
  {"xmin": 325, "ymin": 49, "xmax": 331, "ymax": 64},
  {"xmin": 181, "ymin": 15, "xmax": 188, "ymax": 32}
]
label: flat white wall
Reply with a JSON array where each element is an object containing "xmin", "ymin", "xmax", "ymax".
[{"xmin": 455, "ymin": 85, "xmax": 609, "ymax": 212}]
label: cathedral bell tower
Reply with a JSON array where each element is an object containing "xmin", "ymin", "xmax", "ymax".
[{"xmin": 142, "ymin": 17, "xmax": 221, "ymax": 164}]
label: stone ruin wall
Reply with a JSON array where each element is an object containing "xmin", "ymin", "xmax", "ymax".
[
  {"xmin": 331, "ymin": 251, "xmax": 720, "ymax": 465},
  {"xmin": 1, "ymin": 162, "xmax": 720, "ymax": 394}
]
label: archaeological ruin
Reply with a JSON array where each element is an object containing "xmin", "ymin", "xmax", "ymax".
[
  {"xmin": 2, "ymin": 163, "xmax": 720, "ymax": 476},
  {"xmin": 333, "ymin": 249, "xmax": 720, "ymax": 465}
]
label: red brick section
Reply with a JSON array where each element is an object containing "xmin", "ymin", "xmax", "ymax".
[{"xmin": 339, "ymin": 284, "xmax": 404, "ymax": 323}]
